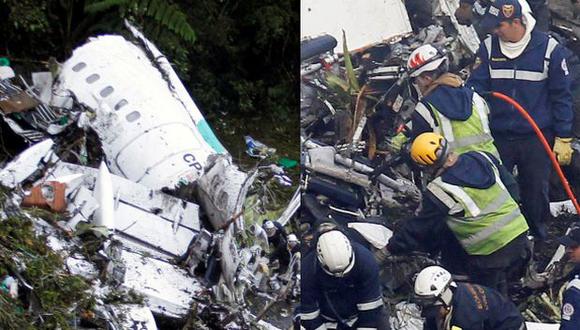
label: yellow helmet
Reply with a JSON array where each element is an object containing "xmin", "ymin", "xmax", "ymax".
[{"xmin": 410, "ymin": 132, "xmax": 448, "ymax": 167}]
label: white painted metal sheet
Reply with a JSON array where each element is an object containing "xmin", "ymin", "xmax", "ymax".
[
  {"xmin": 120, "ymin": 249, "xmax": 204, "ymax": 318},
  {"xmin": 301, "ymin": 0, "xmax": 412, "ymax": 52},
  {"xmin": 108, "ymin": 305, "xmax": 158, "ymax": 330},
  {"xmin": 93, "ymin": 161, "xmax": 115, "ymax": 230},
  {"xmin": 48, "ymin": 162, "xmax": 200, "ymax": 231},
  {"xmin": 0, "ymin": 139, "xmax": 54, "ymax": 188},
  {"xmin": 114, "ymin": 201, "xmax": 196, "ymax": 256}
]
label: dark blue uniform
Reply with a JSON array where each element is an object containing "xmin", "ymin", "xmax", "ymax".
[
  {"xmin": 467, "ymin": 29, "xmax": 573, "ymax": 239},
  {"xmin": 266, "ymin": 221, "xmax": 289, "ymax": 268},
  {"xmin": 300, "ymin": 243, "xmax": 385, "ymax": 329},
  {"xmin": 388, "ymin": 152, "xmax": 527, "ymax": 294},
  {"xmin": 448, "ymin": 283, "xmax": 525, "ymax": 330},
  {"xmin": 561, "ymin": 265, "xmax": 580, "ymax": 330}
]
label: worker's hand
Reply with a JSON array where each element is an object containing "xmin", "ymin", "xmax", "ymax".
[
  {"xmin": 554, "ymin": 137, "xmax": 574, "ymax": 166},
  {"xmin": 390, "ymin": 132, "xmax": 408, "ymax": 152},
  {"xmin": 455, "ymin": 2, "xmax": 474, "ymax": 25}
]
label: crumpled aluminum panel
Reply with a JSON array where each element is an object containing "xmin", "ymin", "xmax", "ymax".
[
  {"xmin": 120, "ymin": 248, "xmax": 204, "ymax": 318},
  {"xmin": 196, "ymin": 155, "xmax": 255, "ymax": 230},
  {"xmin": 0, "ymin": 139, "xmax": 55, "ymax": 188},
  {"xmin": 48, "ymin": 162, "xmax": 200, "ymax": 257}
]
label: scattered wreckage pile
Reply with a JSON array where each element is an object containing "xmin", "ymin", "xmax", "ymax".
[
  {"xmin": 0, "ymin": 22, "xmax": 299, "ymax": 329},
  {"xmin": 300, "ymin": 1, "xmax": 580, "ymax": 328}
]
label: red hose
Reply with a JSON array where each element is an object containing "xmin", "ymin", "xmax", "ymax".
[{"xmin": 490, "ymin": 91, "xmax": 580, "ymax": 215}]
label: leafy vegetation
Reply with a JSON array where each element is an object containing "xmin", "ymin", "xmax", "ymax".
[{"xmin": 0, "ymin": 215, "xmax": 95, "ymax": 329}]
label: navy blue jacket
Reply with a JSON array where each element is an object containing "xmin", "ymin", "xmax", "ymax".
[
  {"xmin": 460, "ymin": 0, "xmax": 546, "ymax": 10},
  {"xmin": 561, "ymin": 265, "xmax": 580, "ymax": 330},
  {"xmin": 388, "ymin": 152, "xmax": 521, "ymax": 267},
  {"xmin": 467, "ymin": 30, "xmax": 573, "ymax": 137},
  {"xmin": 449, "ymin": 283, "xmax": 525, "ymax": 329},
  {"xmin": 300, "ymin": 243, "xmax": 383, "ymax": 329},
  {"xmin": 409, "ymin": 85, "xmax": 475, "ymax": 140}
]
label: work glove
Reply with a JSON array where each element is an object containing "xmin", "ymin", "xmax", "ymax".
[
  {"xmin": 554, "ymin": 137, "xmax": 573, "ymax": 166},
  {"xmin": 455, "ymin": 2, "xmax": 474, "ymax": 25},
  {"xmin": 390, "ymin": 132, "xmax": 408, "ymax": 152}
]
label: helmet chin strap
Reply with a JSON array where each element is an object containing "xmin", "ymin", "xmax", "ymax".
[{"xmin": 438, "ymin": 281, "xmax": 457, "ymax": 307}]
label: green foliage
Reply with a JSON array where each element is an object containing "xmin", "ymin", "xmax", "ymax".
[
  {"xmin": 0, "ymin": 216, "xmax": 94, "ymax": 329},
  {"xmin": 85, "ymin": 0, "xmax": 196, "ymax": 43},
  {"xmin": 185, "ymin": 0, "xmax": 299, "ymax": 158},
  {"xmin": 342, "ymin": 30, "xmax": 360, "ymax": 93},
  {"xmin": 1, "ymin": 0, "xmax": 50, "ymax": 33}
]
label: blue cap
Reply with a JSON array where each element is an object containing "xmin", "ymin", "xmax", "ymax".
[{"xmin": 481, "ymin": 0, "xmax": 523, "ymax": 32}]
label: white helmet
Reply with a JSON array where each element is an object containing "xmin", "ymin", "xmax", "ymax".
[
  {"xmin": 414, "ymin": 266, "xmax": 455, "ymax": 307},
  {"xmin": 287, "ymin": 234, "xmax": 299, "ymax": 243},
  {"xmin": 316, "ymin": 231, "xmax": 355, "ymax": 277},
  {"xmin": 407, "ymin": 44, "xmax": 448, "ymax": 78},
  {"xmin": 263, "ymin": 220, "xmax": 277, "ymax": 238}
]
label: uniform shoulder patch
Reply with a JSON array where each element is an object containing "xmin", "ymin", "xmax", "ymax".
[
  {"xmin": 562, "ymin": 58, "xmax": 569, "ymax": 76},
  {"xmin": 562, "ymin": 303, "xmax": 575, "ymax": 321},
  {"xmin": 473, "ymin": 57, "xmax": 482, "ymax": 70}
]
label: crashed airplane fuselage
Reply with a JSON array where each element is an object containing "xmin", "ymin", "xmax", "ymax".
[{"xmin": 53, "ymin": 23, "xmax": 250, "ymax": 232}]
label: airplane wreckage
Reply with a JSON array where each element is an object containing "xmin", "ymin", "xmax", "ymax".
[
  {"xmin": 301, "ymin": 0, "xmax": 580, "ymax": 329},
  {"xmin": 0, "ymin": 22, "xmax": 300, "ymax": 329}
]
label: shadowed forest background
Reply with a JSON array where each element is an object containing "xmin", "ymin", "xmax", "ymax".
[{"xmin": 0, "ymin": 0, "xmax": 299, "ymax": 163}]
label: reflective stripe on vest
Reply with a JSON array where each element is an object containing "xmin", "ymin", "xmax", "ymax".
[
  {"xmin": 357, "ymin": 297, "xmax": 383, "ymax": 311},
  {"xmin": 425, "ymin": 95, "xmax": 497, "ymax": 157},
  {"xmin": 429, "ymin": 152, "xmax": 528, "ymax": 255},
  {"xmin": 485, "ymin": 36, "xmax": 559, "ymax": 82},
  {"xmin": 300, "ymin": 309, "xmax": 321, "ymax": 321},
  {"xmin": 427, "ymin": 182, "xmax": 464, "ymax": 215},
  {"xmin": 460, "ymin": 208, "xmax": 522, "ymax": 248},
  {"xmin": 415, "ymin": 102, "xmax": 440, "ymax": 134},
  {"xmin": 431, "ymin": 177, "xmax": 482, "ymax": 217}
]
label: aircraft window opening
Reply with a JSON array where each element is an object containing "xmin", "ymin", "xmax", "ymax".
[
  {"xmin": 115, "ymin": 99, "xmax": 128, "ymax": 111},
  {"xmin": 72, "ymin": 62, "xmax": 86, "ymax": 72},
  {"xmin": 126, "ymin": 111, "xmax": 141, "ymax": 122},
  {"xmin": 100, "ymin": 86, "xmax": 114, "ymax": 97},
  {"xmin": 86, "ymin": 74, "xmax": 100, "ymax": 83}
]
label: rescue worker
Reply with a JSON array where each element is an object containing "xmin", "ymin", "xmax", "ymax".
[
  {"xmin": 387, "ymin": 133, "xmax": 529, "ymax": 294},
  {"xmin": 263, "ymin": 220, "xmax": 291, "ymax": 272},
  {"xmin": 287, "ymin": 234, "xmax": 301, "ymax": 255},
  {"xmin": 279, "ymin": 234, "xmax": 301, "ymax": 274},
  {"xmin": 557, "ymin": 226, "xmax": 580, "ymax": 329},
  {"xmin": 467, "ymin": 0, "xmax": 574, "ymax": 240},
  {"xmin": 263, "ymin": 220, "xmax": 287, "ymax": 251},
  {"xmin": 394, "ymin": 44, "xmax": 499, "ymax": 159},
  {"xmin": 301, "ymin": 230, "xmax": 389, "ymax": 329},
  {"xmin": 414, "ymin": 265, "xmax": 526, "ymax": 330},
  {"xmin": 455, "ymin": 0, "xmax": 550, "ymax": 33},
  {"xmin": 285, "ymin": 234, "xmax": 302, "ymax": 299}
]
